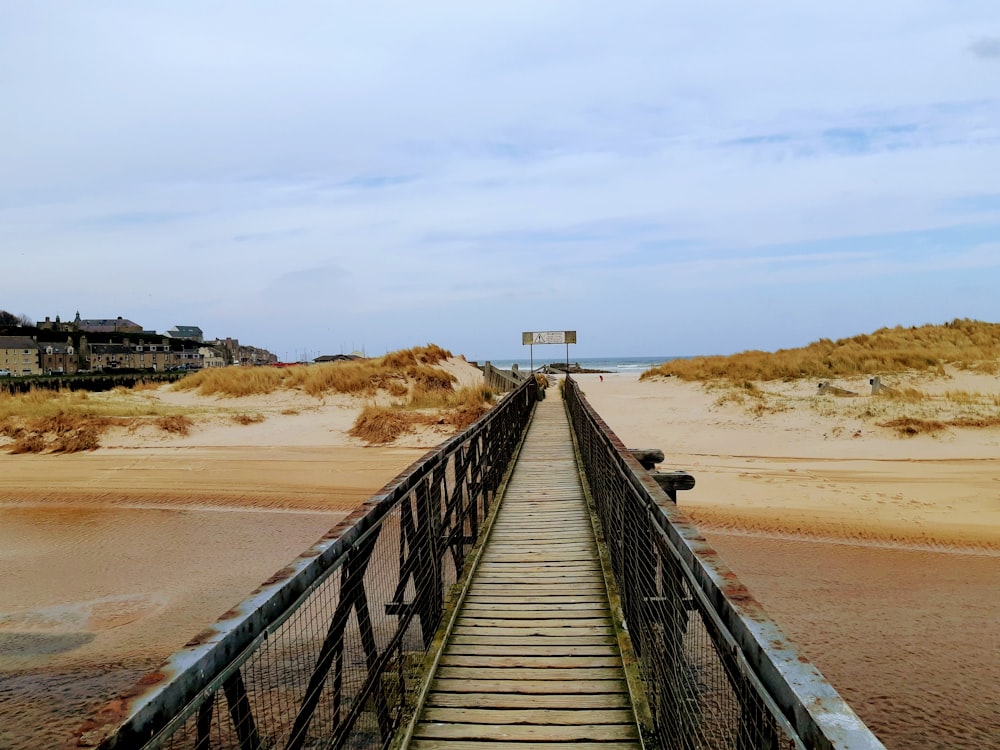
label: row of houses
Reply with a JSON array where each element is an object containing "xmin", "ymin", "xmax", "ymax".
[
  {"xmin": 0, "ymin": 335, "xmax": 224, "ymax": 377},
  {"xmin": 2, "ymin": 310, "xmax": 278, "ymax": 376}
]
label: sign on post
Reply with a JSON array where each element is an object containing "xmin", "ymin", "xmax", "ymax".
[
  {"xmin": 521, "ymin": 331, "xmax": 577, "ymax": 373},
  {"xmin": 522, "ymin": 331, "xmax": 577, "ymax": 345}
]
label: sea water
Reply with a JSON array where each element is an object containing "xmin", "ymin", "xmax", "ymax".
[{"xmin": 481, "ymin": 355, "xmax": 678, "ymax": 373}]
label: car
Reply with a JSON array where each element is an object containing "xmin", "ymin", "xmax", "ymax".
[{"xmin": 0, "ymin": 369, "xmax": 10, "ymax": 377}]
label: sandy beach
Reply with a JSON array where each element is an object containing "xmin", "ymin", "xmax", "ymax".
[
  {"xmin": 577, "ymin": 369, "xmax": 1000, "ymax": 553},
  {"xmin": 2, "ymin": 361, "xmax": 998, "ymax": 748}
]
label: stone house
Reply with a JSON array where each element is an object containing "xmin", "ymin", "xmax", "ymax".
[
  {"xmin": 86, "ymin": 338, "xmax": 180, "ymax": 371},
  {"xmin": 199, "ymin": 347, "xmax": 226, "ymax": 368},
  {"xmin": 0, "ymin": 336, "xmax": 41, "ymax": 376},
  {"xmin": 39, "ymin": 338, "xmax": 79, "ymax": 374},
  {"xmin": 73, "ymin": 312, "xmax": 143, "ymax": 334}
]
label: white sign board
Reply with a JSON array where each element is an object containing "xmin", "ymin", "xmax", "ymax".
[{"xmin": 522, "ymin": 331, "xmax": 577, "ymax": 345}]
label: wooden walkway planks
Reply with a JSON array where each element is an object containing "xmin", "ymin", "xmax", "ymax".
[{"xmin": 407, "ymin": 395, "xmax": 641, "ymax": 749}]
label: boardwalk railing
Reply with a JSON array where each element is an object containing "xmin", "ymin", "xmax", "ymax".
[
  {"xmin": 81, "ymin": 376, "xmax": 538, "ymax": 750},
  {"xmin": 564, "ymin": 376, "xmax": 884, "ymax": 750},
  {"xmin": 481, "ymin": 361, "xmax": 528, "ymax": 393}
]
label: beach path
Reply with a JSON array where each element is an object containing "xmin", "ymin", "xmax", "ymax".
[{"xmin": 406, "ymin": 395, "xmax": 641, "ymax": 749}]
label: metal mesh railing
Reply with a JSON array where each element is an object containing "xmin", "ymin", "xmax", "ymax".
[
  {"xmin": 85, "ymin": 376, "xmax": 538, "ymax": 750},
  {"xmin": 563, "ymin": 376, "xmax": 884, "ymax": 750}
]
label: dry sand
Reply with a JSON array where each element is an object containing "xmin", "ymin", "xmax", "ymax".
[
  {"xmin": 576, "ymin": 369, "xmax": 1000, "ymax": 748},
  {"xmin": 2, "ymin": 360, "xmax": 998, "ymax": 748}
]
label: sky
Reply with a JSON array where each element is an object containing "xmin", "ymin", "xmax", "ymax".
[{"xmin": 2, "ymin": 2, "xmax": 998, "ymax": 361}]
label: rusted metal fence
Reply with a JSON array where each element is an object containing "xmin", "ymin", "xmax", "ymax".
[
  {"xmin": 564, "ymin": 376, "xmax": 885, "ymax": 750},
  {"xmin": 82, "ymin": 376, "xmax": 538, "ymax": 750}
]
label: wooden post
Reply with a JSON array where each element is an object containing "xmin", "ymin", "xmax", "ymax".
[
  {"xmin": 650, "ymin": 471, "xmax": 696, "ymax": 503},
  {"xmin": 628, "ymin": 448, "xmax": 664, "ymax": 470}
]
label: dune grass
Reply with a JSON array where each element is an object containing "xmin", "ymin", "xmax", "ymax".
[
  {"xmin": 173, "ymin": 344, "xmax": 488, "ymax": 445},
  {"xmin": 350, "ymin": 384, "xmax": 494, "ymax": 444},
  {"xmin": 641, "ymin": 320, "xmax": 1000, "ymax": 437},
  {"xmin": 0, "ymin": 386, "xmax": 203, "ymax": 453},
  {"xmin": 642, "ymin": 319, "xmax": 1000, "ymax": 382},
  {"xmin": 231, "ymin": 412, "xmax": 265, "ymax": 425},
  {"xmin": 175, "ymin": 345, "xmax": 455, "ymax": 398}
]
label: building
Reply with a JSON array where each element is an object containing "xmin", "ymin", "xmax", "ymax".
[
  {"xmin": 86, "ymin": 338, "xmax": 181, "ymax": 372},
  {"xmin": 39, "ymin": 338, "xmax": 79, "ymax": 375},
  {"xmin": 209, "ymin": 337, "xmax": 278, "ymax": 366},
  {"xmin": 199, "ymin": 347, "xmax": 226, "ymax": 368},
  {"xmin": 165, "ymin": 325, "xmax": 204, "ymax": 343},
  {"xmin": 73, "ymin": 312, "xmax": 143, "ymax": 334},
  {"xmin": 173, "ymin": 345, "xmax": 204, "ymax": 370},
  {"xmin": 37, "ymin": 315, "xmax": 71, "ymax": 332},
  {"xmin": 0, "ymin": 336, "xmax": 41, "ymax": 376}
]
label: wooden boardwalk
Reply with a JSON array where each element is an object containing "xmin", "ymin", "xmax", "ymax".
[{"xmin": 407, "ymin": 395, "xmax": 642, "ymax": 750}]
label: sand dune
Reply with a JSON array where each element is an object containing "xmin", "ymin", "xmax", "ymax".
[{"xmin": 576, "ymin": 369, "xmax": 1000, "ymax": 553}]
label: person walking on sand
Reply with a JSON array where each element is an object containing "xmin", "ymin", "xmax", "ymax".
[{"xmin": 599, "ymin": 375, "xmax": 603, "ymax": 382}]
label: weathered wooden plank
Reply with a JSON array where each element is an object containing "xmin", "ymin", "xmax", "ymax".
[
  {"xmin": 443, "ymin": 644, "xmax": 621, "ymax": 657},
  {"xmin": 420, "ymin": 707, "xmax": 635, "ymax": 725},
  {"xmin": 479, "ymin": 557, "xmax": 596, "ymax": 565},
  {"xmin": 482, "ymin": 544, "xmax": 596, "ymax": 565},
  {"xmin": 458, "ymin": 610, "xmax": 611, "ymax": 622},
  {"xmin": 412, "ymin": 722, "xmax": 639, "ymax": 741},
  {"xmin": 468, "ymin": 560, "xmax": 601, "ymax": 581},
  {"xmin": 435, "ymin": 666, "xmax": 625, "ymax": 681},
  {"xmin": 480, "ymin": 551, "xmax": 596, "ymax": 560},
  {"xmin": 430, "ymin": 678, "xmax": 628, "ymax": 695},
  {"xmin": 473, "ymin": 575, "xmax": 602, "ymax": 583},
  {"xmin": 446, "ymin": 636, "xmax": 618, "ymax": 648},
  {"xmin": 409, "ymin": 741, "xmax": 639, "ymax": 750},
  {"xmin": 484, "ymin": 540, "xmax": 592, "ymax": 546},
  {"xmin": 438, "ymin": 655, "xmax": 623, "ymax": 668},
  {"xmin": 454, "ymin": 618, "xmax": 612, "ymax": 629},
  {"xmin": 460, "ymin": 602, "xmax": 609, "ymax": 613},
  {"xmin": 466, "ymin": 586, "xmax": 607, "ymax": 595},
  {"xmin": 463, "ymin": 594, "xmax": 607, "ymax": 604},
  {"xmin": 423, "ymin": 692, "xmax": 632, "ymax": 710}
]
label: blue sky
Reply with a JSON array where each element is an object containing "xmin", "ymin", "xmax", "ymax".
[{"xmin": 2, "ymin": 2, "xmax": 998, "ymax": 361}]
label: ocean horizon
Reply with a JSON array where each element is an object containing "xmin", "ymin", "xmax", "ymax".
[{"xmin": 475, "ymin": 355, "xmax": 679, "ymax": 373}]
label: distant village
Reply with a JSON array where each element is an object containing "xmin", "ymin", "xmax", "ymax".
[{"xmin": 0, "ymin": 311, "xmax": 277, "ymax": 377}]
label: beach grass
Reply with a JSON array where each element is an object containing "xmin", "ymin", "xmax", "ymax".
[
  {"xmin": 350, "ymin": 384, "xmax": 494, "ymax": 444},
  {"xmin": 174, "ymin": 344, "xmax": 454, "ymax": 398},
  {"xmin": 172, "ymin": 344, "xmax": 489, "ymax": 445},
  {"xmin": 0, "ymin": 389, "xmax": 206, "ymax": 453},
  {"xmin": 641, "ymin": 320, "xmax": 1000, "ymax": 435},
  {"xmin": 642, "ymin": 319, "xmax": 1000, "ymax": 382}
]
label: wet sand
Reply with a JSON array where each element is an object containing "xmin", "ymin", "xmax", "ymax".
[
  {"xmin": 0, "ymin": 503, "xmax": 352, "ymax": 750},
  {"xmin": 704, "ymin": 532, "xmax": 1000, "ymax": 749}
]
